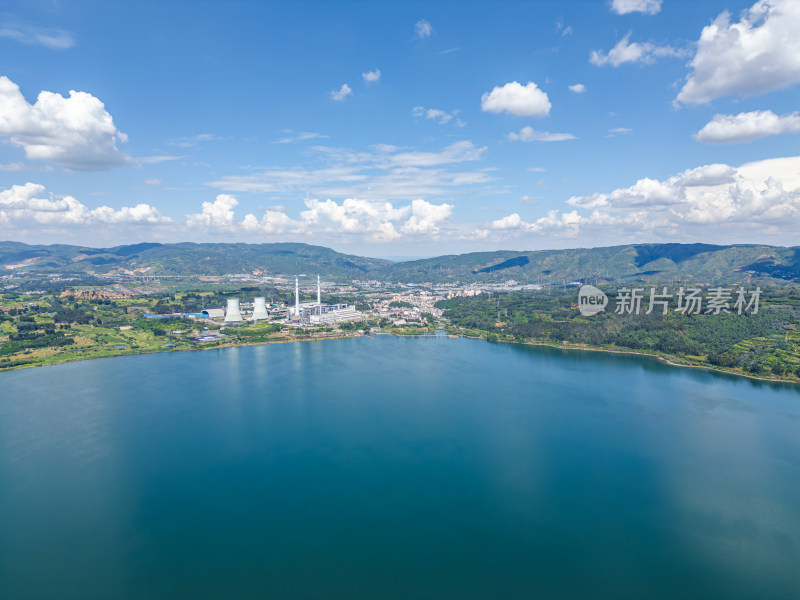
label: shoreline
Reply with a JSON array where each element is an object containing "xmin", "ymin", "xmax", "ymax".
[
  {"xmin": 3, "ymin": 328, "xmax": 799, "ymax": 386},
  {"xmin": 484, "ymin": 336, "xmax": 800, "ymax": 386}
]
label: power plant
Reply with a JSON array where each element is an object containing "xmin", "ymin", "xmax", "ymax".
[
  {"xmin": 252, "ymin": 297, "xmax": 269, "ymax": 320},
  {"xmin": 207, "ymin": 274, "xmax": 360, "ymax": 326},
  {"xmin": 224, "ymin": 298, "xmax": 243, "ymax": 323}
]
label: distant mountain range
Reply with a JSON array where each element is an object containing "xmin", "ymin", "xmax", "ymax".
[{"xmin": 1, "ymin": 241, "xmax": 799, "ymax": 285}]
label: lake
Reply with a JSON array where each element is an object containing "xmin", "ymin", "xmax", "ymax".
[{"xmin": 1, "ymin": 336, "xmax": 799, "ymax": 599}]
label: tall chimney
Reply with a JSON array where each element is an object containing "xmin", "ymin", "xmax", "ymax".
[
  {"xmin": 295, "ymin": 276, "xmax": 300, "ymax": 317},
  {"xmin": 317, "ymin": 274, "xmax": 321, "ymax": 305}
]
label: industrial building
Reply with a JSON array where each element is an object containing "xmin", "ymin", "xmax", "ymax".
[
  {"xmin": 287, "ymin": 274, "xmax": 362, "ymax": 325},
  {"xmin": 200, "ymin": 275, "xmax": 360, "ymax": 326}
]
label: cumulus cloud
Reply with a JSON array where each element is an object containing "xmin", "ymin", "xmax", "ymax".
[
  {"xmin": 0, "ymin": 183, "xmax": 168, "ymax": 227},
  {"xmin": 362, "ymin": 69, "xmax": 381, "ymax": 83},
  {"xmin": 485, "ymin": 156, "xmax": 800, "ymax": 244},
  {"xmin": 677, "ymin": 0, "xmax": 800, "ymax": 105},
  {"xmin": 0, "ymin": 24, "xmax": 75, "ymax": 49},
  {"xmin": 567, "ymin": 156, "xmax": 800, "ymax": 227},
  {"xmin": 490, "ymin": 209, "xmax": 596, "ymax": 238},
  {"xmin": 590, "ymin": 33, "xmax": 687, "ymax": 66},
  {"xmin": 673, "ymin": 164, "xmax": 738, "ymax": 187},
  {"xmin": 611, "ymin": 0, "xmax": 662, "ymax": 15},
  {"xmin": 400, "ymin": 198, "xmax": 453, "ymax": 234},
  {"xmin": 414, "ymin": 19, "xmax": 433, "ymax": 39},
  {"xmin": 330, "ymin": 83, "xmax": 352, "ymax": 102},
  {"xmin": 695, "ymin": 110, "xmax": 800, "ymax": 144},
  {"xmin": 185, "ymin": 194, "xmax": 240, "ymax": 232},
  {"xmin": 507, "ymin": 126, "xmax": 576, "ymax": 142},
  {"xmin": 0, "ymin": 76, "xmax": 130, "ymax": 171},
  {"xmin": 183, "ymin": 192, "xmax": 453, "ymax": 242},
  {"xmin": 480, "ymin": 81, "xmax": 551, "ymax": 118},
  {"xmin": 568, "ymin": 83, "xmax": 586, "ymax": 93}
]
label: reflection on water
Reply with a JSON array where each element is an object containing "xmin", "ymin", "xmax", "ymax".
[{"xmin": 0, "ymin": 336, "xmax": 798, "ymax": 599}]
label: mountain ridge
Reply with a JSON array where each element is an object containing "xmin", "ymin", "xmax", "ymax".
[{"xmin": 1, "ymin": 241, "xmax": 798, "ymax": 285}]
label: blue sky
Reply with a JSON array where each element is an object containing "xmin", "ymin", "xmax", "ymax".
[{"xmin": 1, "ymin": 0, "xmax": 799, "ymax": 256}]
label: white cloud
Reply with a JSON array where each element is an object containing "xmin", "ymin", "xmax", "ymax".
[
  {"xmin": 555, "ymin": 19, "xmax": 573, "ymax": 36},
  {"xmin": 563, "ymin": 156, "xmax": 800, "ymax": 230},
  {"xmin": 491, "ymin": 209, "xmax": 594, "ymax": 238},
  {"xmin": 0, "ymin": 162, "xmax": 25, "ymax": 171},
  {"xmin": 0, "ymin": 24, "xmax": 74, "ymax": 49},
  {"xmin": 483, "ymin": 156, "xmax": 800, "ymax": 245},
  {"xmin": 492, "ymin": 213, "xmax": 524, "ymax": 230},
  {"xmin": 185, "ymin": 194, "xmax": 240, "ymax": 232},
  {"xmin": 189, "ymin": 192, "xmax": 452, "ymax": 242},
  {"xmin": 590, "ymin": 33, "xmax": 687, "ymax": 67},
  {"xmin": 674, "ymin": 164, "xmax": 737, "ymax": 187},
  {"xmin": 0, "ymin": 76, "xmax": 130, "ymax": 171},
  {"xmin": 166, "ymin": 133, "xmax": 222, "ymax": 147},
  {"xmin": 610, "ymin": 0, "xmax": 662, "ymax": 15},
  {"xmin": 362, "ymin": 69, "xmax": 381, "ymax": 83},
  {"xmin": 414, "ymin": 19, "xmax": 433, "ymax": 39},
  {"xmin": 0, "ymin": 183, "xmax": 168, "ymax": 227},
  {"xmin": 137, "ymin": 155, "xmax": 182, "ymax": 164},
  {"xmin": 695, "ymin": 110, "xmax": 800, "ymax": 144},
  {"xmin": 507, "ymin": 126, "xmax": 576, "ymax": 142},
  {"xmin": 568, "ymin": 83, "xmax": 586, "ymax": 93},
  {"xmin": 607, "ymin": 127, "xmax": 633, "ymax": 136},
  {"xmin": 207, "ymin": 141, "xmax": 491, "ymax": 201},
  {"xmin": 677, "ymin": 0, "xmax": 800, "ymax": 105},
  {"xmin": 412, "ymin": 105, "xmax": 462, "ymax": 125},
  {"xmin": 480, "ymin": 81, "xmax": 551, "ymax": 118},
  {"xmin": 145, "ymin": 178, "xmax": 162, "ymax": 186},
  {"xmin": 400, "ymin": 198, "xmax": 453, "ymax": 235},
  {"xmin": 386, "ymin": 140, "xmax": 486, "ymax": 168},
  {"xmin": 274, "ymin": 130, "xmax": 328, "ymax": 144},
  {"xmin": 330, "ymin": 83, "xmax": 352, "ymax": 102}
]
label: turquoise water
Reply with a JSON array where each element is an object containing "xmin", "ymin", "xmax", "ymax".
[{"xmin": 1, "ymin": 336, "xmax": 799, "ymax": 599}]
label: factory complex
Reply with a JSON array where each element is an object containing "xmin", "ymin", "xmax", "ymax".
[{"xmin": 216, "ymin": 275, "xmax": 361, "ymax": 326}]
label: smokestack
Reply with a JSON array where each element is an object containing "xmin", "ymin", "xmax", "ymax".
[
  {"xmin": 295, "ymin": 276, "xmax": 300, "ymax": 317},
  {"xmin": 317, "ymin": 274, "xmax": 321, "ymax": 305},
  {"xmin": 252, "ymin": 297, "xmax": 269, "ymax": 320},
  {"xmin": 224, "ymin": 298, "xmax": 243, "ymax": 322}
]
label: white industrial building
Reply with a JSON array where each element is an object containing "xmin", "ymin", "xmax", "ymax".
[{"xmin": 287, "ymin": 274, "xmax": 361, "ymax": 325}]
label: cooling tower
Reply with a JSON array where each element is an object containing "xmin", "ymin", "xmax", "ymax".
[
  {"xmin": 252, "ymin": 297, "xmax": 269, "ymax": 320},
  {"xmin": 224, "ymin": 298, "xmax": 243, "ymax": 322}
]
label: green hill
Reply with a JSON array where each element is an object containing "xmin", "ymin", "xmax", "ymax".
[{"xmin": 1, "ymin": 241, "xmax": 798, "ymax": 285}]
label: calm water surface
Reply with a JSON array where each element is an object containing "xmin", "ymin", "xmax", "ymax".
[{"xmin": 1, "ymin": 336, "xmax": 799, "ymax": 599}]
